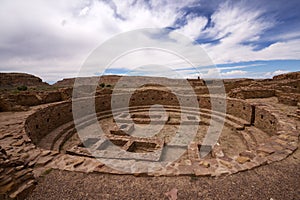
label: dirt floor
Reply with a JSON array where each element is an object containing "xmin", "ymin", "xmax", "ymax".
[{"xmin": 26, "ymin": 142, "xmax": 300, "ymax": 200}]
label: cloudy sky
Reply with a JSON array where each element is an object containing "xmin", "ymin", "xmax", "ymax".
[{"xmin": 0, "ymin": 0, "xmax": 300, "ymax": 83}]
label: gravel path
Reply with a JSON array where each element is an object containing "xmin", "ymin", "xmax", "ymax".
[{"xmin": 26, "ymin": 143, "xmax": 300, "ymax": 200}]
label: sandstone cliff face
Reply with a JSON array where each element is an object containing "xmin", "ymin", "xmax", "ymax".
[
  {"xmin": 0, "ymin": 73, "xmax": 49, "ymax": 88},
  {"xmin": 53, "ymin": 75, "xmax": 122, "ymax": 87},
  {"xmin": 273, "ymin": 71, "xmax": 300, "ymax": 80}
]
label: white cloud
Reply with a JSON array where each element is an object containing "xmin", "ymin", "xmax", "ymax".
[
  {"xmin": 221, "ymin": 70, "xmax": 247, "ymax": 77},
  {"xmin": 196, "ymin": 2, "xmax": 300, "ymax": 64},
  {"xmin": 176, "ymin": 16, "xmax": 208, "ymax": 40},
  {"xmin": 265, "ymin": 70, "xmax": 290, "ymax": 77},
  {"xmin": 217, "ymin": 64, "xmax": 263, "ymax": 70},
  {"xmin": 0, "ymin": 0, "xmax": 299, "ymax": 82},
  {"xmin": 79, "ymin": 6, "xmax": 90, "ymax": 16},
  {"xmin": 273, "ymin": 70, "xmax": 290, "ymax": 76},
  {"xmin": 199, "ymin": 68, "xmax": 221, "ymax": 79},
  {"xmin": 203, "ymin": 2, "xmax": 272, "ymax": 42},
  {"xmin": 0, "ymin": 0, "xmax": 188, "ymax": 82}
]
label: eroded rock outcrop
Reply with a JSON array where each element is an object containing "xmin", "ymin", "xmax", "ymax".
[
  {"xmin": 273, "ymin": 71, "xmax": 300, "ymax": 80},
  {"xmin": 0, "ymin": 73, "xmax": 49, "ymax": 88}
]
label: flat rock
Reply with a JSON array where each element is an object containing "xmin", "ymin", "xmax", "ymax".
[{"xmin": 236, "ymin": 156, "xmax": 250, "ymax": 164}]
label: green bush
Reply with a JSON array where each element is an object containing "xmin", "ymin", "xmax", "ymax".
[
  {"xmin": 17, "ymin": 85, "xmax": 28, "ymax": 91},
  {"xmin": 99, "ymin": 83, "xmax": 105, "ymax": 88},
  {"xmin": 106, "ymin": 84, "xmax": 112, "ymax": 87}
]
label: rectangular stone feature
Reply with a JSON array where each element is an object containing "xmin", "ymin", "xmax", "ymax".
[
  {"xmin": 110, "ymin": 123, "xmax": 134, "ymax": 136},
  {"xmin": 127, "ymin": 141, "xmax": 158, "ymax": 153}
]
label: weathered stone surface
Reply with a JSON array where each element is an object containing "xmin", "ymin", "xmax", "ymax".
[
  {"xmin": 177, "ymin": 165, "xmax": 193, "ymax": 175},
  {"xmin": 242, "ymin": 162, "xmax": 258, "ymax": 170},
  {"xmin": 35, "ymin": 156, "xmax": 53, "ymax": 166},
  {"xmin": 0, "ymin": 145, "xmax": 35, "ymax": 198},
  {"xmin": 8, "ymin": 179, "xmax": 36, "ymax": 199},
  {"xmin": 257, "ymin": 145, "xmax": 276, "ymax": 154},
  {"xmin": 219, "ymin": 159, "xmax": 233, "ymax": 169},
  {"xmin": 194, "ymin": 167, "xmax": 211, "ymax": 176},
  {"xmin": 12, "ymin": 139, "xmax": 24, "ymax": 147},
  {"xmin": 266, "ymin": 152, "xmax": 289, "ymax": 163},
  {"xmin": 0, "ymin": 181, "xmax": 14, "ymax": 194},
  {"xmin": 239, "ymin": 151, "xmax": 255, "ymax": 159},
  {"xmin": 0, "ymin": 177, "xmax": 12, "ymax": 187},
  {"xmin": 236, "ymin": 156, "xmax": 251, "ymax": 164}
]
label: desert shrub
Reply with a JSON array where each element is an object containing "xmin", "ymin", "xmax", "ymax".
[
  {"xmin": 106, "ymin": 84, "xmax": 112, "ymax": 87},
  {"xmin": 17, "ymin": 85, "xmax": 28, "ymax": 91},
  {"xmin": 99, "ymin": 83, "xmax": 105, "ymax": 88}
]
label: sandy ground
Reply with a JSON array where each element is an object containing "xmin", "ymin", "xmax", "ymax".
[{"xmin": 26, "ymin": 143, "xmax": 300, "ymax": 200}]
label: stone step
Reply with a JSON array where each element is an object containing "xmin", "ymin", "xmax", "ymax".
[
  {"xmin": 244, "ymin": 127, "xmax": 269, "ymax": 144},
  {"xmin": 38, "ymin": 121, "xmax": 74, "ymax": 150},
  {"xmin": 52, "ymin": 122, "xmax": 75, "ymax": 147},
  {"xmin": 113, "ymin": 105, "xmax": 245, "ymax": 130},
  {"xmin": 239, "ymin": 130, "xmax": 257, "ymax": 150},
  {"xmin": 199, "ymin": 112, "xmax": 245, "ymax": 130},
  {"xmin": 52, "ymin": 126, "xmax": 80, "ymax": 152},
  {"xmin": 200, "ymin": 108, "xmax": 251, "ymax": 127},
  {"xmin": 125, "ymin": 105, "xmax": 250, "ymax": 127}
]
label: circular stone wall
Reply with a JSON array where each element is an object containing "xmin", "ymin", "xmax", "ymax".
[{"xmin": 25, "ymin": 90, "xmax": 299, "ymax": 176}]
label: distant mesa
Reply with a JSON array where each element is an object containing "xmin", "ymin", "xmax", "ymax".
[
  {"xmin": 53, "ymin": 75, "xmax": 122, "ymax": 87},
  {"xmin": 273, "ymin": 71, "xmax": 300, "ymax": 80},
  {"xmin": 0, "ymin": 72, "xmax": 49, "ymax": 88}
]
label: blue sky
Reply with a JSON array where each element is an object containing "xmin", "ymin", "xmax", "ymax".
[{"xmin": 0, "ymin": 0, "xmax": 299, "ymax": 83}]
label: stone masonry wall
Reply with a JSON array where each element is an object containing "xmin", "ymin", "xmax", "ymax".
[
  {"xmin": 254, "ymin": 106, "xmax": 278, "ymax": 135},
  {"xmin": 25, "ymin": 102, "xmax": 73, "ymax": 144},
  {"xmin": 25, "ymin": 90, "xmax": 278, "ymax": 145}
]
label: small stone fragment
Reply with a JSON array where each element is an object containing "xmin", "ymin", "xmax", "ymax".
[
  {"xmin": 165, "ymin": 188, "xmax": 178, "ymax": 200},
  {"xmin": 236, "ymin": 156, "xmax": 250, "ymax": 164},
  {"xmin": 219, "ymin": 159, "xmax": 232, "ymax": 169},
  {"xmin": 199, "ymin": 161, "xmax": 210, "ymax": 168}
]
